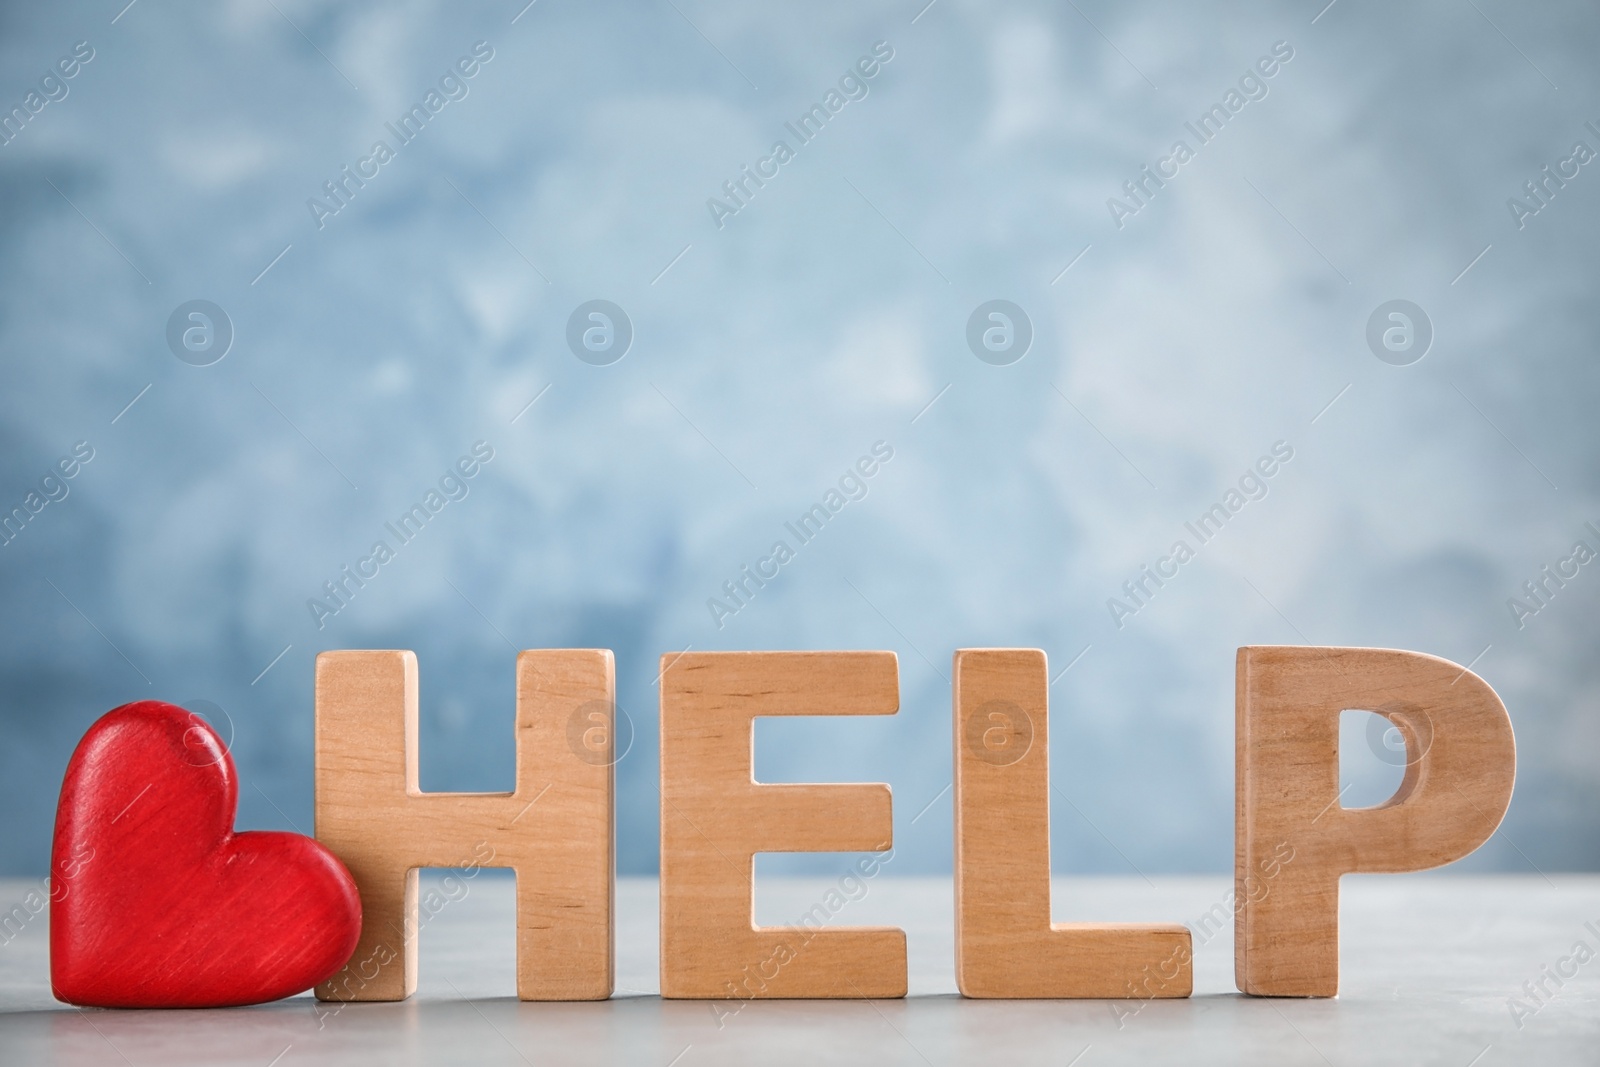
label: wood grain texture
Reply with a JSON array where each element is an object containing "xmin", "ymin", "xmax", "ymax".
[
  {"xmin": 51, "ymin": 701, "xmax": 361, "ymax": 1008},
  {"xmin": 658, "ymin": 651, "xmax": 906, "ymax": 999},
  {"xmin": 314, "ymin": 649, "xmax": 615, "ymax": 1002},
  {"xmin": 1235, "ymin": 646, "xmax": 1516, "ymax": 997},
  {"xmin": 953, "ymin": 649, "xmax": 1193, "ymax": 999}
]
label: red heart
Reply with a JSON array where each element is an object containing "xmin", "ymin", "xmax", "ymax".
[{"xmin": 51, "ymin": 700, "xmax": 361, "ymax": 1007}]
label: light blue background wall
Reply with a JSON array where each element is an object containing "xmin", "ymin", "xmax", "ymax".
[{"xmin": 1, "ymin": 0, "xmax": 1595, "ymax": 876}]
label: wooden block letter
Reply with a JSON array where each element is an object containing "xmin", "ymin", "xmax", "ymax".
[
  {"xmin": 314, "ymin": 649, "xmax": 615, "ymax": 1002},
  {"xmin": 1236, "ymin": 646, "xmax": 1516, "ymax": 997},
  {"xmin": 954, "ymin": 648, "xmax": 1193, "ymax": 998},
  {"xmin": 659, "ymin": 651, "xmax": 906, "ymax": 999}
]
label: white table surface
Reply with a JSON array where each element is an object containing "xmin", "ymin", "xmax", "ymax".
[{"xmin": 1, "ymin": 873, "xmax": 1596, "ymax": 1065}]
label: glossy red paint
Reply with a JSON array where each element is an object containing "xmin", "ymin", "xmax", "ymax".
[{"xmin": 51, "ymin": 701, "xmax": 361, "ymax": 1008}]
